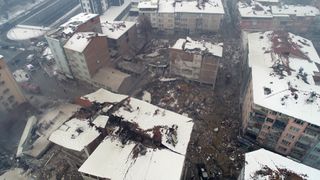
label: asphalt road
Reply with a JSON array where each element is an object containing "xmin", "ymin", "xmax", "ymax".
[{"xmin": 20, "ymin": 0, "xmax": 79, "ymax": 27}]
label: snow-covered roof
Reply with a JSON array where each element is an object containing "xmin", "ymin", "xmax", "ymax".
[
  {"xmin": 238, "ymin": 1, "xmax": 273, "ymax": 18},
  {"xmin": 49, "ymin": 115, "xmax": 109, "ymax": 152},
  {"xmin": 238, "ymin": 0, "xmax": 320, "ymax": 18},
  {"xmin": 78, "ymin": 88, "xmax": 194, "ymax": 179},
  {"xmin": 60, "ymin": 13, "xmax": 99, "ymax": 34},
  {"xmin": 171, "ymin": 37, "xmax": 223, "ymax": 57},
  {"xmin": 158, "ymin": 0, "xmax": 175, "ymax": 13},
  {"xmin": 256, "ymin": 0, "xmax": 279, "ymax": 3},
  {"xmin": 244, "ymin": 149, "xmax": 320, "ymax": 179},
  {"xmin": 138, "ymin": 0, "xmax": 159, "ymax": 9},
  {"xmin": 79, "ymin": 138, "xmax": 186, "ymax": 180},
  {"xmin": 271, "ymin": 5, "xmax": 320, "ymax": 17},
  {"xmin": 101, "ymin": 21, "xmax": 135, "ymax": 39},
  {"xmin": 175, "ymin": 0, "xmax": 224, "ymax": 14},
  {"xmin": 100, "ymin": 0, "xmax": 132, "ymax": 22},
  {"xmin": 64, "ymin": 32, "xmax": 100, "ymax": 52},
  {"xmin": 247, "ymin": 31, "xmax": 320, "ymax": 126}
]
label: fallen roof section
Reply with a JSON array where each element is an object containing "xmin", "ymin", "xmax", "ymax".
[
  {"xmin": 244, "ymin": 149, "xmax": 320, "ymax": 179},
  {"xmin": 49, "ymin": 115, "xmax": 109, "ymax": 152},
  {"xmin": 171, "ymin": 37, "xmax": 223, "ymax": 57},
  {"xmin": 79, "ymin": 138, "xmax": 186, "ymax": 180},
  {"xmin": 78, "ymin": 88, "xmax": 194, "ymax": 179}
]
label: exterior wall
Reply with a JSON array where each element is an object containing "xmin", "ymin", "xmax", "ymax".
[
  {"xmin": 199, "ymin": 56, "xmax": 220, "ymax": 86},
  {"xmin": 170, "ymin": 49, "xmax": 201, "ymax": 80},
  {"xmin": 0, "ymin": 57, "xmax": 26, "ymax": 112},
  {"xmin": 242, "ymin": 98, "xmax": 320, "ymax": 170},
  {"xmin": 239, "ymin": 18, "xmax": 273, "ymax": 31},
  {"xmin": 45, "ymin": 15, "xmax": 102, "ymax": 78},
  {"xmin": 157, "ymin": 13, "xmax": 175, "ymax": 32},
  {"xmin": 65, "ymin": 49, "xmax": 91, "ymax": 81},
  {"xmin": 169, "ymin": 49, "xmax": 219, "ymax": 85},
  {"xmin": 139, "ymin": 10, "xmax": 223, "ymax": 33},
  {"xmin": 76, "ymin": 16, "xmax": 102, "ymax": 33},
  {"xmin": 106, "ymin": 25, "xmax": 137, "ymax": 56},
  {"xmin": 239, "ymin": 15, "xmax": 317, "ymax": 33},
  {"xmin": 83, "ymin": 36, "xmax": 110, "ymax": 77},
  {"xmin": 175, "ymin": 13, "xmax": 223, "ymax": 33},
  {"xmin": 46, "ymin": 36, "xmax": 73, "ymax": 78},
  {"xmin": 241, "ymin": 79, "xmax": 253, "ymax": 133}
]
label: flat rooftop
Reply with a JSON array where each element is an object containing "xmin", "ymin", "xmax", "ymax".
[
  {"xmin": 78, "ymin": 89, "xmax": 194, "ymax": 179},
  {"xmin": 100, "ymin": 0, "xmax": 131, "ymax": 22},
  {"xmin": 175, "ymin": 0, "xmax": 224, "ymax": 14},
  {"xmin": 101, "ymin": 21, "xmax": 135, "ymax": 39},
  {"xmin": 244, "ymin": 149, "xmax": 320, "ymax": 179},
  {"xmin": 139, "ymin": 0, "xmax": 225, "ymax": 14},
  {"xmin": 247, "ymin": 31, "xmax": 320, "ymax": 126},
  {"xmin": 64, "ymin": 32, "xmax": 100, "ymax": 52},
  {"xmin": 271, "ymin": 5, "xmax": 320, "ymax": 17},
  {"xmin": 238, "ymin": 0, "xmax": 320, "ymax": 18},
  {"xmin": 171, "ymin": 37, "xmax": 223, "ymax": 57},
  {"xmin": 47, "ymin": 13, "xmax": 98, "ymax": 39},
  {"xmin": 238, "ymin": 1, "xmax": 273, "ymax": 18},
  {"xmin": 92, "ymin": 66, "xmax": 130, "ymax": 92},
  {"xmin": 49, "ymin": 115, "xmax": 108, "ymax": 152}
]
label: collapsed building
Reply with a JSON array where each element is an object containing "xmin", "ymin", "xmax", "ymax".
[
  {"xmin": 241, "ymin": 31, "xmax": 320, "ymax": 169},
  {"xmin": 48, "ymin": 89, "xmax": 194, "ymax": 179},
  {"xmin": 170, "ymin": 37, "xmax": 223, "ymax": 88},
  {"xmin": 237, "ymin": 0, "xmax": 320, "ymax": 32},
  {"xmin": 238, "ymin": 149, "xmax": 320, "ymax": 180}
]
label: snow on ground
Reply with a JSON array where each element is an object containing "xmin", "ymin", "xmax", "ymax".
[{"xmin": 7, "ymin": 25, "xmax": 50, "ymax": 41}]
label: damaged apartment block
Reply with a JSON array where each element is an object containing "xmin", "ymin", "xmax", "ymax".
[
  {"xmin": 241, "ymin": 30, "xmax": 320, "ymax": 170},
  {"xmin": 49, "ymin": 89, "xmax": 194, "ymax": 179},
  {"xmin": 170, "ymin": 37, "xmax": 223, "ymax": 88}
]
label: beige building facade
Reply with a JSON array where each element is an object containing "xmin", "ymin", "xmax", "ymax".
[
  {"xmin": 0, "ymin": 56, "xmax": 26, "ymax": 112},
  {"xmin": 138, "ymin": 0, "xmax": 225, "ymax": 33},
  {"xmin": 170, "ymin": 37, "xmax": 223, "ymax": 87}
]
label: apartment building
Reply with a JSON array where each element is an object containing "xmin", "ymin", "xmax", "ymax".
[
  {"xmin": 170, "ymin": 37, "xmax": 223, "ymax": 87},
  {"xmin": 239, "ymin": 149, "xmax": 320, "ymax": 180},
  {"xmin": 64, "ymin": 32, "xmax": 129, "ymax": 92},
  {"xmin": 237, "ymin": 0, "xmax": 320, "ymax": 32},
  {"xmin": 138, "ymin": 0, "xmax": 225, "ymax": 33},
  {"xmin": 80, "ymin": 0, "xmax": 108, "ymax": 14},
  {"xmin": 101, "ymin": 21, "xmax": 137, "ymax": 56},
  {"xmin": 46, "ymin": 13, "xmax": 101, "ymax": 78},
  {"xmin": 64, "ymin": 32, "xmax": 110, "ymax": 82},
  {"xmin": 241, "ymin": 31, "xmax": 320, "ymax": 169},
  {"xmin": 0, "ymin": 56, "xmax": 26, "ymax": 112}
]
